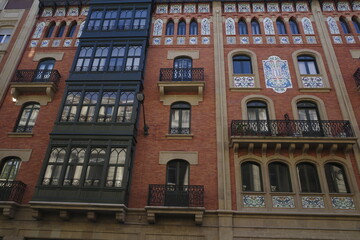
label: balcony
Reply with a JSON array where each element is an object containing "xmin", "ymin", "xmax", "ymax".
[
  {"xmin": 10, "ymin": 70, "xmax": 60, "ymax": 104},
  {"xmin": 0, "ymin": 181, "xmax": 26, "ymax": 218},
  {"xmin": 146, "ymin": 184, "xmax": 205, "ymax": 225},
  {"xmin": 230, "ymin": 120, "xmax": 357, "ymax": 155},
  {"xmin": 158, "ymin": 68, "xmax": 205, "ymax": 105},
  {"xmin": 353, "ymin": 68, "xmax": 360, "ymax": 91}
]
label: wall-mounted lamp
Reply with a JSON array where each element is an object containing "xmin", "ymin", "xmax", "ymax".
[{"xmin": 136, "ymin": 92, "xmax": 149, "ymax": 136}]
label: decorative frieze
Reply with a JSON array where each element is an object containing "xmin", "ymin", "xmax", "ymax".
[
  {"xmin": 282, "ymin": 3, "xmax": 294, "ymax": 12},
  {"xmin": 153, "ymin": 38, "xmax": 161, "ymax": 45},
  {"xmin": 337, "ymin": 2, "xmax": 350, "ymax": 11},
  {"xmin": 234, "ymin": 76, "xmax": 255, "ymax": 88},
  {"xmin": 170, "ymin": 5, "xmax": 182, "ymax": 14},
  {"xmin": 41, "ymin": 40, "xmax": 49, "ymax": 47},
  {"xmin": 243, "ymin": 195, "xmax": 265, "ymax": 208},
  {"xmin": 267, "ymin": 36, "xmax": 276, "ymax": 44},
  {"xmin": 280, "ymin": 36, "xmax": 290, "ymax": 44},
  {"xmin": 263, "ymin": 56, "xmax": 292, "ymax": 93},
  {"xmin": 346, "ymin": 36, "xmax": 356, "ymax": 44},
  {"xmin": 30, "ymin": 40, "xmax": 38, "ymax": 48},
  {"xmin": 189, "ymin": 37, "xmax": 197, "ymax": 45},
  {"xmin": 333, "ymin": 36, "xmax": 343, "ymax": 44},
  {"xmin": 296, "ymin": 2, "xmax": 309, "ymax": 12},
  {"xmin": 322, "ymin": 2, "xmax": 335, "ymax": 11},
  {"xmin": 331, "ymin": 197, "xmax": 355, "ymax": 209},
  {"xmin": 306, "ymin": 36, "xmax": 317, "ymax": 44},
  {"xmin": 224, "ymin": 3, "xmax": 236, "ymax": 13},
  {"xmin": 184, "ymin": 4, "xmax": 196, "ymax": 13},
  {"xmin": 293, "ymin": 36, "xmax": 303, "ymax": 44},
  {"xmin": 165, "ymin": 37, "xmax": 173, "ymax": 45},
  {"xmin": 63, "ymin": 39, "xmax": 72, "ymax": 47},
  {"xmin": 156, "ymin": 5, "xmax": 168, "ymax": 14},
  {"xmin": 253, "ymin": 3, "xmax": 265, "ymax": 12},
  {"xmin": 272, "ymin": 196, "xmax": 295, "ymax": 208},
  {"xmin": 302, "ymin": 196, "xmax": 325, "ymax": 208},
  {"xmin": 240, "ymin": 37, "xmax": 250, "ymax": 44},
  {"xmin": 42, "ymin": 8, "xmax": 53, "ymax": 17},
  {"xmin": 52, "ymin": 40, "xmax": 61, "ymax": 47},
  {"xmin": 302, "ymin": 76, "xmax": 324, "ymax": 88},
  {"xmin": 54, "ymin": 8, "xmax": 66, "ymax": 17},
  {"xmin": 267, "ymin": 3, "xmax": 279, "ymax": 12},
  {"xmin": 198, "ymin": 4, "xmax": 210, "ymax": 13},
  {"xmin": 68, "ymin": 7, "xmax": 79, "ymax": 16},
  {"xmin": 227, "ymin": 37, "xmax": 236, "ymax": 44},
  {"xmin": 177, "ymin": 37, "xmax": 185, "ymax": 45},
  {"xmin": 202, "ymin": 37, "xmax": 210, "ymax": 44},
  {"xmin": 253, "ymin": 37, "xmax": 263, "ymax": 44},
  {"xmin": 81, "ymin": 7, "xmax": 89, "ymax": 16},
  {"xmin": 238, "ymin": 3, "xmax": 251, "ymax": 12}
]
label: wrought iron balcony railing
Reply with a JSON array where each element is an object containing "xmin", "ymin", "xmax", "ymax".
[
  {"xmin": 353, "ymin": 68, "xmax": 360, "ymax": 88},
  {"xmin": 159, "ymin": 68, "xmax": 204, "ymax": 82},
  {"xmin": 148, "ymin": 184, "xmax": 204, "ymax": 207},
  {"xmin": 0, "ymin": 181, "xmax": 26, "ymax": 204},
  {"xmin": 13, "ymin": 70, "xmax": 61, "ymax": 84},
  {"xmin": 231, "ymin": 120, "xmax": 354, "ymax": 138}
]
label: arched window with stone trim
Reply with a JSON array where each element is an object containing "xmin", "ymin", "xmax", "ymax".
[
  {"xmin": 268, "ymin": 162, "xmax": 292, "ymax": 192},
  {"xmin": 297, "ymin": 162, "xmax": 321, "ymax": 193},
  {"xmin": 325, "ymin": 162, "xmax": 350, "ymax": 193},
  {"xmin": 241, "ymin": 161, "xmax": 263, "ymax": 192},
  {"xmin": 251, "ymin": 19, "xmax": 261, "ymax": 35},
  {"xmin": 0, "ymin": 157, "xmax": 21, "ymax": 181}
]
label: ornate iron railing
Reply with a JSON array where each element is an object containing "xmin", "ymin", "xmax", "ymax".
[
  {"xmin": 159, "ymin": 68, "xmax": 204, "ymax": 82},
  {"xmin": 353, "ymin": 68, "xmax": 360, "ymax": 88},
  {"xmin": 0, "ymin": 181, "xmax": 26, "ymax": 203},
  {"xmin": 231, "ymin": 120, "xmax": 354, "ymax": 138},
  {"xmin": 148, "ymin": 184, "xmax": 204, "ymax": 207},
  {"xmin": 13, "ymin": 70, "xmax": 61, "ymax": 84}
]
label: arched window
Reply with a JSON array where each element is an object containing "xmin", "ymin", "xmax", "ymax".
[
  {"xmin": 241, "ymin": 161, "xmax": 262, "ymax": 192},
  {"xmin": 297, "ymin": 101, "xmax": 322, "ymax": 136},
  {"xmin": 0, "ymin": 157, "xmax": 21, "ymax": 181},
  {"xmin": 251, "ymin": 19, "xmax": 261, "ymax": 35},
  {"xmin": 178, "ymin": 20, "xmax": 186, "ymax": 35},
  {"xmin": 190, "ymin": 20, "xmax": 198, "ymax": 35},
  {"xmin": 297, "ymin": 55, "xmax": 319, "ymax": 75},
  {"xmin": 56, "ymin": 22, "xmax": 66, "ymax": 37},
  {"xmin": 268, "ymin": 162, "xmax": 292, "ymax": 192},
  {"xmin": 340, "ymin": 17, "xmax": 350, "ymax": 34},
  {"xmin": 45, "ymin": 22, "xmax": 56, "ymax": 38},
  {"xmin": 34, "ymin": 58, "xmax": 55, "ymax": 81},
  {"xmin": 325, "ymin": 163, "xmax": 350, "ymax": 193},
  {"xmin": 238, "ymin": 19, "xmax": 248, "ymax": 35},
  {"xmin": 173, "ymin": 57, "xmax": 192, "ymax": 81},
  {"xmin": 289, "ymin": 18, "xmax": 300, "ymax": 34},
  {"xmin": 166, "ymin": 160, "xmax": 189, "ymax": 186},
  {"xmin": 352, "ymin": 17, "xmax": 360, "ymax": 34},
  {"xmin": 170, "ymin": 102, "xmax": 191, "ymax": 134},
  {"xmin": 67, "ymin": 21, "xmax": 77, "ymax": 37},
  {"xmin": 233, "ymin": 55, "xmax": 252, "ymax": 74},
  {"xmin": 14, "ymin": 102, "xmax": 40, "ymax": 132},
  {"xmin": 166, "ymin": 20, "xmax": 174, "ymax": 35},
  {"xmin": 297, "ymin": 162, "xmax": 321, "ymax": 193},
  {"xmin": 247, "ymin": 100, "xmax": 269, "ymax": 132},
  {"xmin": 0, "ymin": 28, "xmax": 13, "ymax": 44},
  {"xmin": 276, "ymin": 19, "xmax": 287, "ymax": 34}
]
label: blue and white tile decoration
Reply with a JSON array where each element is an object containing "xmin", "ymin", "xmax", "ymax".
[
  {"xmin": 201, "ymin": 18, "xmax": 211, "ymax": 35},
  {"xmin": 302, "ymin": 76, "xmax": 324, "ymax": 88},
  {"xmin": 331, "ymin": 197, "xmax": 355, "ymax": 209},
  {"xmin": 177, "ymin": 37, "xmax": 185, "ymax": 45},
  {"xmin": 302, "ymin": 17, "xmax": 315, "ymax": 35},
  {"xmin": 165, "ymin": 37, "xmax": 173, "ymax": 45},
  {"xmin": 267, "ymin": 36, "xmax": 276, "ymax": 44},
  {"xmin": 75, "ymin": 39, "xmax": 79, "ymax": 47},
  {"xmin": 63, "ymin": 39, "xmax": 72, "ymax": 47},
  {"xmin": 333, "ymin": 36, "xmax": 343, "ymax": 44},
  {"xmin": 202, "ymin": 37, "xmax": 210, "ymax": 44},
  {"xmin": 52, "ymin": 40, "xmax": 61, "ymax": 47},
  {"xmin": 170, "ymin": 5, "xmax": 182, "ymax": 14},
  {"xmin": 224, "ymin": 3, "xmax": 236, "ymax": 12},
  {"xmin": 353, "ymin": 2, "xmax": 360, "ymax": 10},
  {"xmin": 42, "ymin": 8, "xmax": 53, "ymax": 17},
  {"xmin": 346, "ymin": 36, "xmax": 356, "ymax": 44},
  {"xmin": 272, "ymin": 196, "xmax": 295, "ymax": 208},
  {"xmin": 227, "ymin": 37, "xmax": 236, "ymax": 44},
  {"xmin": 184, "ymin": 4, "xmax": 196, "ymax": 13},
  {"xmin": 240, "ymin": 37, "xmax": 250, "ymax": 44},
  {"xmin": 282, "ymin": 3, "xmax": 294, "ymax": 12},
  {"xmin": 153, "ymin": 38, "xmax": 161, "ymax": 45},
  {"xmin": 243, "ymin": 195, "xmax": 265, "ymax": 208},
  {"xmin": 198, "ymin": 4, "xmax": 210, "ymax": 13},
  {"xmin": 55, "ymin": 8, "xmax": 66, "ymax": 17},
  {"xmin": 238, "ymin": 3, "xmax": 251, "ymax": 12},
  {"xmin": 68, "ymin": 7, "xmax": 79, "ymax": 16},
  {"xmin": 264, "ymin": 18, "xmax": 275, "ymax": 35},
  {"xmin": 306, "ymin": 36, "xmax": 317, "ymax": 44},
  {"xmin": 337, "ymin": 2, "xmax": 350, "ymax": 11},
  {"xmin": 267, "ymin": 3, "xmax": 279, "ymax": 12},
  {"xmin": 253, "ymin": 3, "xmax": 265, "ymax": 12},
  {"xmin": 293, "ymin": 36, "xmax": 303, "ymax": 44},
  {"xmin": 280, "ymin": 36, "xmax": 289, "ymax": 44},
  {"xmin": 81, "ymin": 7, "xmax": 89, "ymax": 16},
  {"xmin": 153, "ymin": 19, "xmax": 163, "ymax": 36},
  {"xmin": 327, "ymin": 17, "xmax": 340, "ymax": 34},
  {"xmin": 296, "ymin": 2, "xmax": 309, "ymax": 12},
  {"xmin": 225, "ymin": 18, "xmax": 236, "ymax": 35},
  {"xmin": 302, "ymin": 196, "xmax": 325, "ymax": 208},
  {"xmin": 253, "ymin": 37, "xmax": 263, "ymax": 44},
  {"xmin": 30, "ymin": 40, "xmax": 38, "ymax": 48},
  {"xmin": 234, "ymin": 76, "xmax": 255, "ymax": 88},
  {"xmin": 156, "ymin": 5, "xmax": 168, "ymax": 14},
  {"xmin": 263, "ymin": 56, "xmax": 292, "ymax": 93},
  {"xmin": 41, "ymin": 40, "xmax": 49, "ymax": 47},
  {"xmin": 323, "ymin": 2, "xmax": 335, "ymax": 11},
  {"xmin": 32, "ymin": 22, "xmax": 45, "ymax": 39},
  {"xmin": 190, "ymin": 37, "xmax": 198, "ymax": 44}
]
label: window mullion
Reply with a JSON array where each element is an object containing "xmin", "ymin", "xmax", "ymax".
[
  {"xmin": 59, "ymin": 144, "xmax": 72, "ymax": 186},
  {"xmin": 112, "ymin": 89, "xmax": 121, "ymax": 122},
  {"xmin": 94, "ymin": 89, "xmax": 103, "ymax": 122},
  {"xmin": 80, "ymin": 145, "xmax": 91, "ymax": 187}
]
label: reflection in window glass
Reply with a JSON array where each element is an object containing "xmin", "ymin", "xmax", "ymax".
[
  {"xmin": 297, "ymin": 55, "xmax": 319, "ymax": 75},
  {"xmin": 233, "ymin": 55, "xmax": 252, "ymax": 74},
  {"xmin": 297, "ymin": 162, "xmax": 321, "ymax": 193},
  {"xmin": 325, "ymin": 163, "xmax": 350, "ymax": 193},
  {"xmin": 241, "ymin": 162, "xmax": 262, "ymax": 192},
  {"xmin": 15, "ymin": 103, "xmax": 40, "ymax": 132},
  {"xmin": 268, "ymin": 162, "xmax": 292, "ymax": 192}
]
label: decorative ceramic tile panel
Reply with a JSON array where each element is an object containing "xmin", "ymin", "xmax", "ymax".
[
  {"xmin": 184, "ymin": 4, "xmax": 196, "ymax": 13},
  {"xmin": 198, "ymin": 4, "xmax": 210, "ymax": 13},
  {"xmin": 224, "ymin": 3, "xmax": 236, "ymax": 13},
  {"xmin": 41, "ymin": 40, "xmax": 49, "ymax": 47},
  {"xmin": 323, "ymin": 2, "xmax": 335, "ymax": 11},
  {"xmin": 327, "ymin": 17, "xmax": 340, "ymax": 34},
  {"xmin": 263, "ymin": 56, "xmax": 292, "ymax": 93},
  {"xmin": 337, "ymin": 2, "xmax": 350, "ymax": 11},
  {"xmin": 177, "ymin": 37, "xmax": 185, "ymax": 45},
  {"xmin": 68, "ymin": 7, "xmax": 79, "ymax": 16},
  {"xmin": 293, "ymin": 36, "xmax": 303, "ymax": 44},
  {"xmin": 253, "ymin": 3, "xmax": 265, "ymax": 12},
  {"xmin": 296, "ymin": 2, "xmax": 309, "ymax": 12},
  {"xmin": 333, "ymin": 36, "xmax": 343, "ymax": 43},
  {"xmin": 267, "ymin": 36, "xmax": 276, "ymax": 44},
  {"xmin": 165, "ymin": 37, "xmax": 173, "ymax": 45},
  {"xmin": 240, "ymin": 37, "xmax": 250, "ymax": 44},
  {"xmin": 264, "ymin": 18, "xmax": 275, "ymax": 35},
  {"xmin": 302, "ymin": 76, "xmax": 324, "ymax": 88},
  {"xmin": 253, "ymin": 37, "xmax": 263, "ymax": 44},
  {"xmin": 202, "ymin": 37, "xmax": 210, "ymax": 44},
  {"xmin": 302, "ymin": 196, "xmax": 325, "ymax": 208},
  {"xmin": 353, "ymin": 1, "xmax": 360, "ymax": 10},
  {"xmin": 243, "ymin": 195, "xmax": 265, "ymax": 208},
  {"xmin": 153, "ymin": 19, "xmax": 163, "ymax": 36},
  {"xmin": 272, "ymin": 196, "xmax": 295, "ymax": 208},
  {"xmin": 234, "ymin": 76, "xmax": 255, "ymax": 88},
  {"xmin": 32, "ymin": 22, "xmax": 45, "ymax": 39},
  {"xmin": 227, "ymin": 37, "xmax": 236, "ymax": 44},
  {"xmin": 156, "ymin": 5, "xmax": 168, "ymax": 14},
  {"xmin": 42, "ymin": 8, "xmax": 53, "ymax": 17},
  {"xmin": 282, "ymin": 3, "xmax": 294, "ymax": 12},
  {"xmin": 302, "ymin": 17, "xmax": 315, "ymax": 34},
  {"xmin": 346, "ymin": 36, "xmax": 356, "ymax": 43},
  {"xmin": 55, "ymin": 8, "xmax": 66, "ymax": 17},
  {"xmin": 30, "ymin": 40, "xmax": 38, "ymax": 48},
  {"xmin": 153, "ymin": 38, "xmax": 161, "ymax": 45},
  {"xmin": 201, "ymin": 18, "xmax": 211, "ymax": 35},
  {"xmin": 267, "ymin": 3, "xmax": 279, "ymax": 12},
  {"xmin": 170, "ymin": 5, "xmax": 182, "ymax": 14},
  {"xmin": 63, "ymin": 39, "xmax": 72, "ymax": 47},
  {"xmin": 306, "ymin": 36, "xmax": 317, "ymax": 44},
  {"xmin": 77, "ymin": 22, "xmax": 85, "ymax": 38},
  {"xmin": 190, "ymin": 37, "xmax": 198, "ymax": 44},
  {"xmin": 75, "ymin": 39, "xmax": 79, "ymax": 47},
  {"xmin": 81, "ymin": 7, "xmax": 89, "ymax": 16},
  {"xmin": 52, "ymin": 39, "xmax": 61, "ymax": 47},
  {"xmin": 238, "ymin": 3, "xmax": 251, "ymax": 12},
  {"xmin": 331, "ymin": 197, "xmax": 355, "ymax": 209},
  {"xmin": 225, "ymin": 18, "xmax": 236, "ymax": 35},
  {"xmin": 280, "ymin": 36, "xmax": 290, "ymax": 44}
]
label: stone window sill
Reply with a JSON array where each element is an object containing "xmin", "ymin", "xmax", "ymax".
[
  {"xmin": 165, "ymin": 134, "xmax": 194, "ymax": 140},
  {"xmin": 7, "ymin": 132, "xmax": 33, "ymax": 138}
]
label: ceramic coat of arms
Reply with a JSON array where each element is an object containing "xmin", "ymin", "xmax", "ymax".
[{"xmin": 263, "ymin": 56, "xmax": 292, "ymax": 93}]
